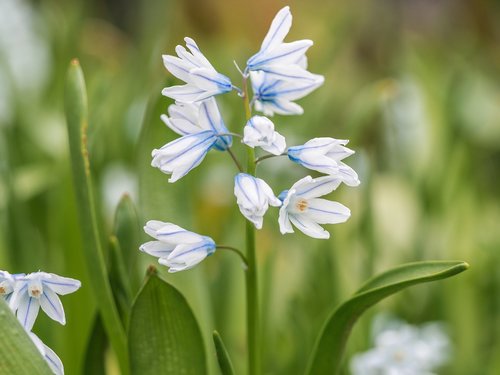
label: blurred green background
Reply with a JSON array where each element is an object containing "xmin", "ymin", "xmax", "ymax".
[{"xmin": 0, "ymin": 0, "xmax": 499, "ymax": 374}]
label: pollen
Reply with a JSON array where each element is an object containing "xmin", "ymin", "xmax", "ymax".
[
  {"xmin": 0, "ymin": 286, "xmax": 5, "ymax": 295},
  {"xmin": 295, "ymin": 198, "xmax": 308, "ymax": 212},
  {"xmin": 30, "ymin": 288, "xmax": 41, "ymax": 297}
]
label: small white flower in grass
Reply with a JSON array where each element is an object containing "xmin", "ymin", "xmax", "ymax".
[
  {"xmin": 9, "ymin": 272, "xmax": 81, "ymax": 331},
  {"xmin": 234, "ymin": 173, "xmax": 282, "ymax": 229},
  {"xmin": 140, "ymin": 220, "xmax": 216, "ymax": 273},
  {"xmin": 246, "ymin": 6, "xmax": 316, "ymax": 81},
  {"xmin": 162, "ymin": 37, "xmax": 232, "ymax": 102},
  {"xmin": 287, "ymin": 137, "xmax": 360, "ymax": 186},
  {"xmin": 350, "ymin": 318, "xmax": 451, "ymax": 375},
  {"xmin": 251, "ymin": 71, "xmax": 324, "ymax": 116},
  {"xmin": 243, "ymin": 116, "xmax": 286, "ymax": 155},
  {"xmin": 29, "ymin": 332, "xmax": 64, "ymax": 375},
  {"xmin": 160, "ymin": 97, "xmax": 232, "ymax": 151},
  {"xmin": 0, "ymin": 270, "xmax": 23, "ymax": 304},
  {"xmin": 278, "ymin": 176, "xmax": 350, "ymax": 239}
]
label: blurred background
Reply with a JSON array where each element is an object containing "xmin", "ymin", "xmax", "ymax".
[{"xmin": 0, "ymin": 0, "xmax": 499, "ymax": 374}]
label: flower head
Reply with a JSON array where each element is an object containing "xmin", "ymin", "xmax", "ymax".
[
  {"xmin": 350, "ymin": 318, "xmax": 451, "ymax": 375},
  {"xmin": 251, "ymin": 71, "xmax": 324, "ymax": 116},
  {"xmin": 29, "ymin": 332, "xmax": 64, "ymax": 375},
  {"xmin": 9, "ymin": 272, "xmax": 81, "ymax": 331},
  {"xmin": 0, "ymin": 270, "xmax": 20, "ymax": 304},
  {"xmin": 234, "ymin": 173, "xmax": 282, "ymax": 229},
  {"xmin": 140, "ymin": 220, "xmax": 216, "ymax": 273},
  {"xmin": 243, "ymin": 115, "xmax": 286, "ymax": 155},
  {"xmin": 162, "ymin": 37, "xmax": 232, "ymax": 102},
  {"xmin": 278, "ymin": 176, "xmax": 350, "ymax": 239},
  {"xmin": 287, "ymin": 137, "xmax": 360, "ymax": 185},
  {"xmin": 246, "ymin": 6, "xmax": 315, "ymax": 81},
  {"xmin": 161, "ymin": 97, "xmax": 232, "ymax": 151}
]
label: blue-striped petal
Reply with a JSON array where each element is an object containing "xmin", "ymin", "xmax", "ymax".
[{"xmin": 40, "ymin": 287, "xmax": 65, "ymax": 325}]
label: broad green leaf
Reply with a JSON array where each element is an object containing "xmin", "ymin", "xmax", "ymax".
[
  {"xmin": 306, "ymin": 260, "xmax": 469, "ymax": 375},
  {"xmin": 0, "ymin": 299, "xmax": 52, "ymax": 375},
  {"xmin": 83, "ymin": 315, "xmax": 107, "ymax": 375},
  {"xmin": 128, "ymin": 269, "xmax": 207, "ymax": 375},
  {"xmin": 65, "ymin": 59, "xmax": 129, "ymax": 374},
  {"xmin": 213, "ymin": 331, "xmax": 235, "ymax": 375}
]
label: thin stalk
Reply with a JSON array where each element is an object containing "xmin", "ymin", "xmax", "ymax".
[
  {"xmin": 254, "ymin": 153, "xmax": 287, "ymax": 165},
  {"xmin": 216, "ymin": 246, "xmax": 248, "ymax": 269},
  {"xmin": 226, "ymin": 148, "xmax": 244, "ymax": 173},
  {"xmin": 241, "ymin": 75, "xmax": 260, "ymax": 375}
]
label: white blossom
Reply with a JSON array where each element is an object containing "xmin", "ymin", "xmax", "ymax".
[{"xmin": 242, "ymin": 115, "xmax": 286, "ymax": 155}]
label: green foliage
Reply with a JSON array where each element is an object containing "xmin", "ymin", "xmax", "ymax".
[
  {"xmin": 128, "ymin": 269, "xmax": 207, "ymax": 375},
  {"xmin": 213, "ymin": 331, "xmax": 235, "ymax": 375},
  {"xmin": 0, "ymin": 300, "xmax": 52, "ymax": 375},
  {"xmin": 306, "ymin": 261, "xmax": 469, "ymax": 375}
]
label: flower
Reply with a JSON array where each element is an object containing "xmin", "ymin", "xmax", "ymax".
[
  {"xmin": 151, "ymin": 130, "xmax": 218, "ymax": 183},
  {"xmin": 162, "ymin": 37, "xmax": 232, "ymax": 102},
  {"xmin": 251, "ymin": 71, "xmax": 324, "ymax": 116},
  {"xmin": 0, "ymin": 270, "xmax": 19, "ymax": 304},
  {"xmin": 9, "ymin": 272, "xmax": 81, "ymax": 331},
  {"xmin": 29, "ymin": 332, "xmax": 64, "ymax": 375},
  {"xmin": 234, "ymin": 173, "xmax": 282, "ymax": 229},
  {"xmin": 278, "ymin": 176, "xmax": 350, "ymax": 239},
  {"xmin": 160, "ymin": 97, "xmax": 232, "ymax": 151},
  {"xmin": 246, "ymin": 6, "xmax": 315, "ymax": 81},
  {"xmin": 350, "ymin": 318, "xmax": 451, "ymax": 375},
  {"xmin": 287, "ymin": 137, "xmax": 360, "ymax": 185},
  {"xmin": 242, "ymin": 115, "xmax": 286, "ymax": 155},
  {"xmin": 140, "ymin": 220, "xmax": 216, "ymax": 273}
]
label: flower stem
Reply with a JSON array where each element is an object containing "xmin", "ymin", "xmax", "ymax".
[
  {"xmin": 226, "ymin": 147, "xmax": 244, "ymax": 172},
  {"xmin": 216, "ymin": 245, "xmax": 248, "ymax": 269},
  {"xmin": 254, "ymin": 153, "xmax": 287, "ymax": 165},
  {"xmin": 242, "ymin": 74, "xmax": 260, "ymax": 375}
]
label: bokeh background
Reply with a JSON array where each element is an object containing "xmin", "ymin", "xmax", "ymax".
[{"xmin": 1, "ymin": 0, "xmax": 499, "ymax": 374}]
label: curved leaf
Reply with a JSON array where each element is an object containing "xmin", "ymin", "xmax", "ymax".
[
  {"xmin": 213, "ymin": 331, "xmax": 235, "ymax": 375},
  {"xmin": 306, "ymin": 260, "xmax": 469, "ymax": 375},
  {"xmin": 128, "ymin": 269, "xmax": 207, "ymax": 375},
  {"xmin": 0, "ymin": 300, "xmax": 52, "ymax": 375}
]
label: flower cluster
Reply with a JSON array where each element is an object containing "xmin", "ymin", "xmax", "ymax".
[
  {"xmin": 1, "ymin": 269, "xmax": 81, "ymax": 375},
  {"xmin": 142, "ymin": 6, "xmax": 359, "ymax": 272},
  {"xmin": 350, "ymin": 317, "xmax": 451, "ymax": 375}
]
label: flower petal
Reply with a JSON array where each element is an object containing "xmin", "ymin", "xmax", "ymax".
[
  {"xmin": 139, "ymin": 240, "xmax": 175, "ymax": 258},
  {"xmin": 294, "ymin": 175, "xmax": 343, "ymax": 199},
  {"xmin": 250, "ymin": 40, "xmax": 313, "ymax": 70},
  {"xmin": 161, "ymin": 84, "xmax": 208, "ymax": 102},
  {"xmin": 198, "ymin": 97, "xmax": 232, "ymax": 150},
  {"xmin": 43, "ymin": 343, "xmax": 64, "ymax": 375},
  {"xmin": 40, "ymin": 287, "xmax": 66, "ymax": 325},
  {"xmin": 162, "ymin": 55, "xmax": 192, "ymax": 82},
  {"xmin": 189, "ymin": 68, "xmax": 232, "ymax": 94},
  {"xmin": 288, "ymin": 214, "xmax": 330, "ymax": 239},
  {"xmin": 259, "ymin": 6, "xmax": 292, "ymax": 52},
  {"xmin": 42, "ymin": 274, "xmax": 81, "ymax": 295},
  {"xmin": 306, "ymin": 198, "xmax": 351, "ymax": 224},
  {"xmin": 278, "ymin": 204, "xmax": 294, "ymax": 234},
  {"xmin": 16, "ymin": 293, "xmax": 40, "ymax": 331}
]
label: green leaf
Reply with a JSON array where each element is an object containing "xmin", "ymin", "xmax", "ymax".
[
  {"xmin": 64, "ymin": 59, "xmax": 129, "ymax": 374},
  {"xmin": 213, "ymin": 331, "xmax": 235, "ymax": 375},
  {"xmin": 0, "ymin": 299, "xmax": 52, "ymax": 375},
  {"xmin": 128, "ymin": 269, "xmax": 207, "ymax": 375},
  {"xmin": 306, "ymin": 260, "xmax": 469, "ymax": 375}
]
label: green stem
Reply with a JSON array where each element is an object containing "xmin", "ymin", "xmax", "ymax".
[
  {"xmin": 216, "ymin": 246, "xmax": 248, "ymax": 268},
  {"xmin": 242, "ymin": 75, "xmax": 260, "ymax": 375}
]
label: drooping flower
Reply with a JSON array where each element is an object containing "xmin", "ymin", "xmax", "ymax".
[
  {"xmin": 287, "ymin": 137, "xmax": 360, "ymax": 186},
  {"xmin": 246, "ymin": 6, "xmax": 315, "ymax": 81},
  {"xmin": 350, "ymin": 317, "xmax": 451, "ymax": 375},
  {"xmin": 162, "ymin": 37, "xmax": 232, "ymax": 102},
  {"xmin": 151, "ymin": 130, "xmax": 218, "ymax": 183},
  {"xmin": 278, "ymin": 175, "xmax": 350, "ymax": 239},
  {"xmin": 0, "ymin": 270, "xmax": 20, "ymax": 304},
  {"xmin": 29, "ymin": 332, "xmax": 64, "ymax": 375},
  {"xmin": 250, "ymin": 71, "xmax": 324, "ymax": 116},
  {"xmin": 160, "ymin": 97, "xmax": 232, "ymax": 151},
  {"xmin": 242, "ymin": 115, "xmax": 286, "ymax": 155},
  {"xmin": 234, "ymin": 173, "xmax": 282, "ymax": 229},
  {"xmin": 140, "ymin": 220, "xmax": 216, "ymax": 273},
  {"xmin": 9, "ymin": 272, "xmax": 81, "ymax": 331}
]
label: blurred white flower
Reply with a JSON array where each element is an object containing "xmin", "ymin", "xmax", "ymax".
[
  {"xmin": 242, "ymin": 115, "xmax": 286, "ymax": 155},
  {"xmin": 278, "ymin": 175, "xmax": 350, "ymax": 239},
  {"xmin": 29, "ymin": 332, "xmax": 64, "ymax": 375},
  {"xmin": 234, "ymin": 173, "xmax": 281, "ymax": 229},
  {"xmin": 287, "ymin": 137, "xmax": 360, "ymax": 186},
  {"xmin": 162, "ymin": 37, "xmax": 232, "ymax": 102},
  {"xmin": 0, "ymin": 270, "xmax": 22, "ymax": 304},
  {"xmin": 140, "ymin": 220, "xmax": 216, "ymax": 273},
  {"xmin": 101, "ymin": 164, "xmax": 138, "ymax": 217},
  {"xmin": 350, "ymin": 318, "xmax": 451, "ymax": 375},
  {"xmin": 9, "ymin": 272, "xmax": 81, "ymax": 331}
]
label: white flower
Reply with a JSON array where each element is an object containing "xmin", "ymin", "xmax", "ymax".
[
  {"xmin": 162, "ymin": 37, "xmax": 232, "ymax": 102},
  {"xmin": 251, "ymin": 71, "xmax": 324, "ymax": 116},
  {"xmin": 0, "ymin": 270, "xmax": 24, "ymax": 304},
  {"xmin": 350, "ymin": 318, "xmax": 451, "ymax": 375},
  {"xmin": 287, "ymin": 137, "xmax": 360, "ymax": 186},
  {"xmin": 160, "ymin": 97, "xmax": 232, "ymax": 151},
  {"xmin": 29, "ymin": 332, "xmax": 64, "ymax": 375},
  {"xmin": 246, "ymin": 6, "xmax": 316, "ymax": 81},
  {"xmin": 140, "ymin": 220, "xmax": 216, "ymax": 273},
  {"xmin": 242, "ymin": 116, "xmax": 286, "ymax": 155},
  {"xmin": 234, "ymin": 173, "xmax": 281, "ymax": 229},
  {"xmin": 151, "ymin": 130, "xmax": 218, "ymax": 183},
  {"xmin": 278, "ymin": 176, "xmax": 350, "ymax": 239},
  {"xmin": 9, "ymin": 272, "xmax": 81, "ymax": 331}
]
